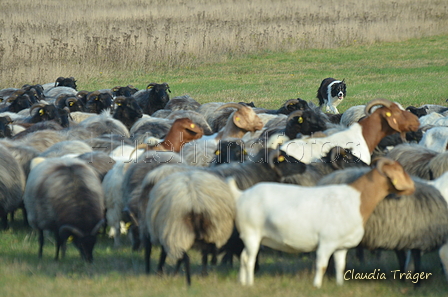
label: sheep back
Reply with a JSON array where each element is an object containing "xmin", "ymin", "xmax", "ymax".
[{"xmin": 147, "ymin": 170, "xmax": 235, "ymax": 259}]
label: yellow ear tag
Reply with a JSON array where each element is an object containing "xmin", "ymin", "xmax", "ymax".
[
  {"xmin": 391, "ymin": 179, "xmax": 397, "ymax": 185},
  {"xmin": 289, "ymin": 102, "xmax": 294, "ymax": 106},
  {"xmin": 190, "ymin": 123, "xmax": 195, "ymax": 129},
  {"xmin": 235, "ymin": 117, "xmax": 240, "ymax": 121},
  {"xmin": 67, "ymin": 236, "xmax": 73, "ymax": 243},
  {"xmin": 125, "ymin": 222, "xmax": 132, "ymax": 231},
  {"xmin": 215, "ymin": 150, "xmax": 220, "ymax": 155},
  {"xmin": 69, "ymin": 101, "xmax": 74, "ymax": 106},
  {"xmin": 243, "ymin": 149, "xmax": 247, "ymax": 155},
  {"xmin": 95, "ymin": 97, "xmax": 99, "ymax": 101},
  {"xmin": 278, "ymin": 155, "xmax": 285, "ymax": 162},
  {"xmin": 117, "ymin": 103, "xmax": 122, "ymax": 106},
  {"xmin": 298, "ymin": 116, "xmax": 303, "ymax": 124},
  {"xmin": 39, "ymin": 109, "xmax": 45, "ymax": 116},
  {"xmin": 386, "ymin": 112, "xmax": 392, "ymax": 117}
]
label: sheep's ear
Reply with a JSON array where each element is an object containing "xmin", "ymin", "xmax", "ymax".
[
  {"xmin": 233, "ymin": 110, "xmax": 249, "ymax": 129},
  {"xmin": 30, "ymin": 157, "xmax": 46, "ymax": 170},
  {"xmin": 382, "ymin": 164, "xmax": 415, "ymax": 194}
]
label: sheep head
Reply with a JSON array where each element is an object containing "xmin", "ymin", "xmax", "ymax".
[
  {"xmin": 364, "ymin": 99, "xmax": 420, "ymax": 135},
  {"xmin": 285, "ymin": 109, "xmax": 327, "ymax": 138},
  {"xmin": 373, "ymin": 157, "xmax": 415, "ymax": 195},
  {"xmin": 268, "ymin": 148, "xmax": 307, "ymax": 177},
  {"xmin": 277, "ymin": 98, "xmax": 310, "ymax": 115}
]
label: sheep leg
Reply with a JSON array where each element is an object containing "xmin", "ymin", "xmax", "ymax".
[
  {"xmin": 38, "ymin": 229, "xmax": 44, "ymax": 259},
  {"xmin": 411, "ymin": 249, "xmax": 421, "ymax": 287},
  {"xmin": 131, "ymin": 225, "xmax": 141, "ymax": 251},
  {"xmin": 183, "ymin": 252, "xmax": 192, "ymax": 286},
  {"xmin": 157, "ymin": 247, "xmax": 167, "ymax": 275},
  {"xmin": 395, "ymin": 250, "xmax": 407, "ymax": 272},
  {"xmin": 333, "ymin": 249, "xmax": 348, "ymax": 286},
  {"xmin": 54, "ymin": 232, "xmax": 63, "ymax": 261},
  {"xmin": 239, "ymin": 236, "xmax": 260, "ymax": 286},
  {"xmin": 1, "ymin": 213, "xmax": 8, "ymax": 230},
  {"xmin": 143, "ymin": 235, "xmax": 152, "ymax": 274},
  {"xmin": 355, "ymin": 246, "xmax": 365, "ymax": 264},
  {"xmin": 313, "ymin": 245, "xmax": 335, "ymax": 288},
  {"xmin": 438, "ymin": 243, "xmax": 448, "ymax": 282},
  {"xmin": 201, "ymin": 243, "xmax": 217, "ymax": 276}
]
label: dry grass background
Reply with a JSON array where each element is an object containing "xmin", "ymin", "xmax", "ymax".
[{"xmin": 1, "ymin": 0, "xmax": 448, "ymax": 88}]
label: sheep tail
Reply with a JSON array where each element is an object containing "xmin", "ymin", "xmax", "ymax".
[
  {"xmin": 227, "ymin": 177, "xmax": 242, "ymax": 202},
  {"xmin": 184, "ymin": 212, "xmax": 211, "ymax": 241}
]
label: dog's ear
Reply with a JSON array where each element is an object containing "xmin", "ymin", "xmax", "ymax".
[{"xmin": 342, "ymin": 78, "xmax": 345, "ymax": 83}]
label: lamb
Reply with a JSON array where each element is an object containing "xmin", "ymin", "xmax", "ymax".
[
  {"xmin": 280, "ymin": 98, "xmax": 420, "ymax": 164},
  {"xmin": 23, "ymin": 157, "xmax": 105, "ymax": 262},
  {"xmin": 146, "ymin": 170, "xmax": 236, "ymax": 285},
  {"xmin": 231, "ymin": 157, "xmax": 415, "ymax": 288}
]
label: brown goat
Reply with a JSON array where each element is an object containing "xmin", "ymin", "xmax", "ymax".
[
  {"xmin": 359, "ymin": 98, "xmax": 420, "ymax": 153},
  {"xmin": 215, "ymin": 103, "xmax": 264, "ymax": 140},
  {"xmin": 137, "ymin": 118, "xmax": 204, "ymax": 153}
]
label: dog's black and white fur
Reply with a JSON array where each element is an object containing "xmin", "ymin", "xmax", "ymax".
[{"xmin": 316, "ymin": 78, "xmax": 346, "ymax": 114}]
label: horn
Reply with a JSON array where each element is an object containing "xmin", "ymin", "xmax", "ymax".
[
  {"xmin": 284, "ymin": 99, "xmax": 299, "ymax": 106},
  {"xmin": 59, "ymin": 224, "xmax": 84, "ymax": 238},
  {"xmin": 55, "ymin": 94, "xmax": 68, "ymax": 106},
  {"xmin": 90, "ymin": 219, "xmax": 105, "ymax": 235},
  {"xmin": 216, "ymin": 102, "xmax": 245, "ymax": 112},
  {"xmin": 55, "ymin": 76, "xmax": 65, "ymax": 87},
  {"xmin": 373, "ymin": 157, "xmax": 396, "ymax": 176},
  {"xmin": 364, "ymin": 98, "xmax": 393, "ymax": 115},
  {"xmin": 286, "ymin": 110, "xmax": 304, "ymax": 122},
  {"xmin": 146, "ymin": 83, "xmax": 156, "ymax": 90},
  {"xmin": 29, "ymin": 103, "xmax": 47, "ymax": 115}
]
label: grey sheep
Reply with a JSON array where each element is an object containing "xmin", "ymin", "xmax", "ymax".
[
  {"xmin": 24, "ymin": 157, "xmax": 105, "ymax": 262},
  {"xmin": 146, "ymin": 170, "xmax": 236, "ymax": 285},
  {"xmin": 0, "ymin": 143, "xmax": 26, "ymax": 229}
]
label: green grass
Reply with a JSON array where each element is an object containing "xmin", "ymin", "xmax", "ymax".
[
  {"xmin": 75, "ymin": 34, "xmax": 448, "ymax": 112},
  {"xmin": 2, "ymin": 210, "xmax": 448, "ymax": 296}
]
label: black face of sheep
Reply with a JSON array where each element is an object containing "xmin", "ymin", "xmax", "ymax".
[
  {"xmin": 112, "ymin": 85, "xmax": 139, "ymax": 97},
  {"xmin": 2, "ymin": 90, "xmax": 33, "ymax": 113},
  {"xmin": 141, "ymin": 82, "xmax": 171, "ymax": 115},
  {"xmin": 277, "ymin": 98, "xmax": 310, "ymax": 115},
  {"xmin": 55, "ymin": 76, "xmax": 77, "ymax": 90},
  {"xmin": 85, "ymin": 91, "xmax": 113, "ymax": 114},
  {"xmin": 56, "ymin": 95, "xmax": 85, "ymax": 112},
  {"xmin": 213, "ymin": 140, "xmax": 246, "ymax": 165},
  {"xmin": 113, "ymin": 96, "xmax": 143, "ymax": 130},
  {"xmin": 59, "ymin": 221, "xmax": 104, "ymax": 263},
  {"xmin": 405, "ymin": 106, "xmax": 428, "ymax": 118},
  {"xmin": 29, "ymin": 104, "xmax": 70, "ymax": 127},
  {"xmin": 285, "ymin": 109, "xmax": 327, "ymax": 138},
  {"xmin": 22, "ymin": 84, "xmax": 45, "ymax": 101},
  {"xmin": 0, "ymin": 116, "xmax": 13, "ymax": 138}
]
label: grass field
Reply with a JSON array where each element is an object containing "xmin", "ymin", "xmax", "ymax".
[{"xmin": 2, "ymin": 1, "xmax": 448, "ymax": 296}]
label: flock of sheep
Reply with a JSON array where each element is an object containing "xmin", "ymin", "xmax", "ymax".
[{"xmin": 1, "ymin": 76, "xmax": 448, "ymax": 288}]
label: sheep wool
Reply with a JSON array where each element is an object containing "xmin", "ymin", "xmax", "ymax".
[{"xmin": 147, "ymin": 170, "xmax": 236, "ymax": 260}]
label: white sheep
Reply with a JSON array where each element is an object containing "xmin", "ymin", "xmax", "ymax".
[{"xmin": 230, "ymin": 157, "xmax": 415, "ymax": 288}]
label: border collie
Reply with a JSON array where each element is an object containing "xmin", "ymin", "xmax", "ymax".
[{"xmin": 316, "ymin": 78, "xmax": 346, "ymax": 114}]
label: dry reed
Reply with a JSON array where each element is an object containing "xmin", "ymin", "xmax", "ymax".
[{"xmin": 0, "ymin": 0, "xmax": 447, "ymax": 87}]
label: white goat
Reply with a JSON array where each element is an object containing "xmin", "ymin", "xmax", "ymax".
[{"xmin": 230, "ymin": 158, "xmax": 415, "ymax": 288}]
